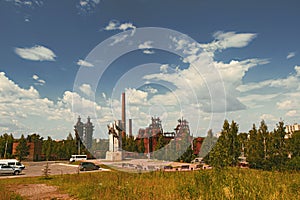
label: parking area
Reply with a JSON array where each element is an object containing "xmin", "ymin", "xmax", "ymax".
[{"xmin": 0, "ymin": 161, "xmax": 103, "ymax": 179}]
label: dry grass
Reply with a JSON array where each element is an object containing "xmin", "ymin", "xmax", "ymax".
[{"xmin": 1, "ymin": 168, "xmax": 299, "ymax": 200}]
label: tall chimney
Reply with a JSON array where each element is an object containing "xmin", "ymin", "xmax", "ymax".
[
  {"xmin": 121, "ymin": 92, "xmax": 126, "ymax": 133},
  {"xmin": 129, "ymin": 119, "xmax": 132, "ymax": 137}
]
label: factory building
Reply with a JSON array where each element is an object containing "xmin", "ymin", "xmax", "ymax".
[{"xmin": 74, "ymin": 116, "xmax": 94, "ymax": 149}]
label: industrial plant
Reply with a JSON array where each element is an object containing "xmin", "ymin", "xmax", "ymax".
[{"xmin": 75, "ymin": 92, "xmax": 204, "ymax": 161}]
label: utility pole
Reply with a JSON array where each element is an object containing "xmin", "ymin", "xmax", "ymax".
[
  {"xmin": 4, "ymin": 140, "xmax": 8, "ymax": 159},
  {"xmin": 78, "ymin": 139, "xmax": 80, "ymax": 155}
]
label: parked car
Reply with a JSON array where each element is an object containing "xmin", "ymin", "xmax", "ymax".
[
  {"xmin": 79, "ymin": 162, "xmax": 100, "ymax": 171},
  {"xmin": 0, "ymin": 164, "xmax": 22, "ymax": 175}
]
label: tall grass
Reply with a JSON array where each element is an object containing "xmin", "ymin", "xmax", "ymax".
[{"xmin": 1, "ymin": 168, "xmax": 299, "ymax": 200}]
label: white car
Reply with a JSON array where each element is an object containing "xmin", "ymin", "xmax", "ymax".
[{"xmin": 0, "ymin": 164, "xmax": 22, "ymax": 175}]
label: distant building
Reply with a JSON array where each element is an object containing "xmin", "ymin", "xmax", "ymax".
[
  {"xmin": 137, "ymin": 117, "xmax": 165, "ymax": 153},
  {"xmin": 12, "ymin": 141, "xmax": 42, "ymax": 161},
  {"xmin": 285, "ymin": 123, "xmax": 300, "ymax": 138},
  {"xmin": 74, "ymin": 116, "xmax": 94, "ymax": 149},
  {"xmin": 193, "ymin": 137, "xmax": 205, "ymax": 155},
  {"xmin": 286, "ymin": 123, "xmax": 300, "ymax": 133},
  {"xmin": 136, "ymin": 117, "xmax": 197, "ymax": 155},
  {"xmin": 174, "ymin": 118, "xmax": 190, "ymax": 137}
]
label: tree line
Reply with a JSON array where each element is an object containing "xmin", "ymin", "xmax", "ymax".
[
  {"xmin": 205, "ymin": 119, "xmax": 300, "ymax": 170},
  {"xmin": 0, "ymin": 133, "xmax": 88, "ymax": 161}
]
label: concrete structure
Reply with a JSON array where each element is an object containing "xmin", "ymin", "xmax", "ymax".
[
  {"xmin": 106, "ymin": 121, "xmax": 123, "ymax": 161},
  {"xmin": 286, "ymin": 123, "xmax": 300, "ymax": 133},
  {"xmin": 74, "ymin": 116, "xmax": 94, "ymax": 149}
]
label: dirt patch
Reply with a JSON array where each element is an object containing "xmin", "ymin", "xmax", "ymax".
[{"xmin": 7, "ymin": 183, "xmax": 77, "ymax": 200}]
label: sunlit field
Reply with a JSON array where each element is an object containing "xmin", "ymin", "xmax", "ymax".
[{"xmin": 1, "ymin": 168, "xmax": 300, "ymax": 200}]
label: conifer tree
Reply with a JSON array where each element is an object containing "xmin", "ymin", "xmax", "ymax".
[
  {"xmin": 208, "ymin": 120, "xmax": 240, "ymax": 168},
  {"xmin": 199, "ymin": 129, "xmax": 217, "ymax": 158},
  {"xmin": 247, "ymin": 124, "xmax": 264, "ymax": 168},
  {"xmin": 42, "ymin": 136, "xmax": 53, "ymax": 161},
  {"xmin": 15, "ymin": 134, "xmax": 29, "ymax": 161},
  {"xmin": 269, "ymin": 121, "xmax": 288, "ymax": 169}
]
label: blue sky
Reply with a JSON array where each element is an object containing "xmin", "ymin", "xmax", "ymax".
[{"xmin": 0, "ymin": 0, "xmax": 300, "ymax": 139}]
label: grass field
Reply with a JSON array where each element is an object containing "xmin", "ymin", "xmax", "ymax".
[{"xmin": 1, "ymin": 168, "xmax": 299, "ymax": 200}]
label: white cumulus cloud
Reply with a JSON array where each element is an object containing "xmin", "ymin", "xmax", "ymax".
[
  {"xmin": 32, "ymin": 74, "xmax": 45, "ymax": 86},
  {"xmin": 79, "ymin": 83, "xmax": 94, "ymax": 97},
  {"xmin": 77, "ymin": 59, "xmax": 94, "ymax": 67},
  {"xmin": 104, "ymin": 20, "xmax": 136, "ymax": 36},
  {"xmin": 15, "ymin": 45, "xmax": 56, "ymax": 61},
  {"xmin": 138, "ymin": 41, "xmax": 155, "ymax": 54},
  {"xmin": 200, "ymin": 31, "xmax": 257, "ymax": 52}
]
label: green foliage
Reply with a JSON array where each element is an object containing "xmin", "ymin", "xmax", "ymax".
[
  {"xmin": 268, "ymin": 121, "xmax": 288, "ymax": 170},
  {"xmin": 15, "ymin": 134, "xmax": 30, "ymax": 161},
  {"xmin": 199, "ymin": 129, "xmax": 217, "ymax": 159},
  {"xmin": 123, "ymin": 135, "xmax": 138, "ymax": 153},
  {"xmin": 138, "ymin": 138, "xmax": 145, "ymax": 153},
  {"xmin": 42, "ymin": 162, "xmax": 52, "ymax": 180},
  {"xmin": 289, "ymin": 130, "xmax": 300, "ymax": 157},
  {"xmin": 247, "ymin": 120, "xmax": 298, "ymax": 170},
  {"xmin": 153, "ymin": 134, "xmax": 168, "ymax": 160},
  {"xmin": 247, "ymin": 123, "xmax": 265, "ymax": 169},
  {"xmin": 286, "ymin": 156, "xmax": 300, "ymax": 170},
  {"xmin": 0, "ymin": 133, "xmax": 14, "ymax": 158},
  {"xmin": 42, "ymin": 136, "xmax": 53, "ymax": 161},
  {"xmin": 208, "ymin": 120, "xmax": 240, "ymax": 168},
  {"xmin": 90, "ymin": 139, "xmax": 109, "ymax": 159},
  {"xmin": 176, "ymin": 145, "xmax": 196, "ymax": 163}
]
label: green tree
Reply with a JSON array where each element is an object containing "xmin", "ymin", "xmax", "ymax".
[
  {"xmin": 247, "ymin": 124, "xmax": 265, "ymax": 169},
  {"xmin": 153, "ymin": 134, "xmax": 168, "ymax": 160},
  {"xmin": 27, "ymin": 133, "xmax": 43, "ymax": 142},
  {"xmin": 42, "ymin": 136, "xmax": 53, "ymax": 161},
  {"xmin": 258, "ymin": 120, "xmax": 270, "ymax": 160},
  {"xmin": 177, "ymin": 145, "xmax": 196, "ymax": 163},
  {"xmin": 208, "ymin": 120, "xmax": 240, "ymax": 168},
  {"xmin": 199, "ymin": 129, "xmax": 217, "ymax": 158},
  {"xmin": 164, "ymin": 139, "xmax": 177, "ymax": 161},
  {"xmin": 281, "ymin": 130, "xmax": 300, "ymax": 170},
  {"xmin": 269, "ymin": 121, "xmax": 288, "ymax": 169},
  {"xmin": 138, "ymin": 138, "xmax": 145, "ymax": 153},
  {"xmin": 15, "ymin": 134, "xmax": 30, "ymax": 161},
  {"xmin": 65, "ymin": 133, "xmax": 77, "ymax": 158},
  {"xmin": 0, "ymin": 133, "xmax": 14, "ymax": 158},
  {"xmin": 288, "ymin": 130, "xmax": 300, "ymax": 157},
  {"xmin": 238, "ymin": 132, "xmax": 248, "ymax": 156},
  {"xmin": 126, "ymin": 136, "xmax": 138, "ymax": 152}
]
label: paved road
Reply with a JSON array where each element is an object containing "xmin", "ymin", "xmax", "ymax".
[{"xmin": 0, "ymin": 161, "xmax": 102, "ymax": 179}]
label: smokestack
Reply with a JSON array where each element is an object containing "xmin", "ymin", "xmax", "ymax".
[
  {"xmin": 121, "ymin": 92, "xmax": 126, "ymax": 133},
  {"xmin": 129, "ymin": 119, "xmax": 132, "ymax": 137},
  {"xmin": 118, "ymin": 120, "xmax": 122, "ymax": 128}
]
